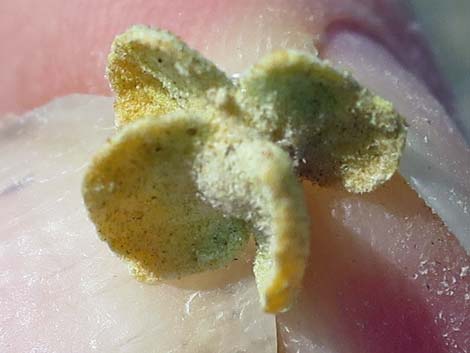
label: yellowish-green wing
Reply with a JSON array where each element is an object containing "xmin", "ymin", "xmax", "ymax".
[
  {"xmin": 107, "ymin": 25, "xmax": 233, "ymax": 126},
  {"xmin": 237, "ymin": 50, "xmax": 407, "ymax": 193},
  {"xmin": 195, "ymin": 120, "xmax": 310, "ymax": 313},
  {"xmin": 82, "ymin": 113, "xmax": 249, "ymax": 281}
]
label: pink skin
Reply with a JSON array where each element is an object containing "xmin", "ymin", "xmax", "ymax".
[
  {"xmin": 1, "ymin": 1, "xmax": 469, "ymax": 352},
  {"xmin": 0, "ymin": 0, "xmax": 451, "ymax": 114}
]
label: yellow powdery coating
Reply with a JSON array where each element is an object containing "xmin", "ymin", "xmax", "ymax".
[
  {"xmin": 238, "ymin": 50, "xmax": 407, "ymax": 192},
  {"xmin": 107, "ymin": 25, "xmax": 232, "ymax": 127},
  {"xmin": 84, "ymin": 25, "xmax": 407, "ymax": 313}
]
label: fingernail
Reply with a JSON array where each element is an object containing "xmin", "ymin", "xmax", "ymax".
[{"xmin": 323, "ymin": 31, "xmax": 470, "ymax": 253}]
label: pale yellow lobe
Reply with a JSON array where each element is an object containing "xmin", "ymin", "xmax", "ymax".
[
  {"xmin": 82, "ymin": 113, "xmax": 249, "ymax": 280},
  {"xmin": 83, "ymin": 25, "xmax": 407, "ymax": 313},
  {"xmin": 107, "ymin": 25, "xmax": 232, "ymax": 127}
]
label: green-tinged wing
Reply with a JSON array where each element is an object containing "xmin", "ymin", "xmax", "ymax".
[{"xmin": 238, "ymin": 50, "xmax": 407, "ymax": 192}]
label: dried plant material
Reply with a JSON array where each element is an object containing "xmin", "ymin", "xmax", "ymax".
[
  {"xmin": 83, "ymin": 25, "xmax": 406, "ymax": 313},
  {"xmin": 237, "ymin": 51, "xmax": 407, "ymax": 193},
  {"xmin": 107, "ymin": 25, "xmax": 232, "ymax": 127},
  {"xmin": 83, "ymin": 109, "xmax": 309, "ymax": 312}
]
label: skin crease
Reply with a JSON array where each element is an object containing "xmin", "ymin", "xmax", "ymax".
[{"xmin": 1, "ymin": 1, "xmax": 469, "ymax": 352}]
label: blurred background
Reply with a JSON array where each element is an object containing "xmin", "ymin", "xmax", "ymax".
[{"xmin": 411, "ymin": 0, "xmax": 470, "ymax": 140}]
